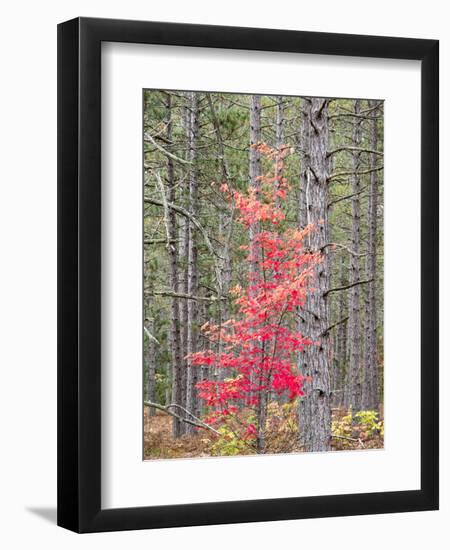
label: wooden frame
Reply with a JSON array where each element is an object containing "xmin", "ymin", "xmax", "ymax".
[{"xmin": 57, "ymin": 17, "xmax": 439, "ymax": 533}]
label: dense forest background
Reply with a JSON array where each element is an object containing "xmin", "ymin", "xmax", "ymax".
[{"xmin": 143, "ymin": 91, "xmax": 384, "ymax": 458}]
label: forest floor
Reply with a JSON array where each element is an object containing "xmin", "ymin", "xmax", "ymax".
[
  {"xmin": 143, "ymin": 406, "xmax": 384, "ymax": 460},
  {"xmin": 144, "ymin": 408, "xmax": 212, "ymax": 459}
]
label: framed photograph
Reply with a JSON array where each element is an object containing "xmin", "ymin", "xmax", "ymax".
[{"xmin": 57, "ymin": 17, "xmax": 439, "ymax": 533}]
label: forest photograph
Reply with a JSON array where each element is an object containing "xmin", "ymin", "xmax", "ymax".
[{"xmin": 143, "ymin": 90, "xmax": 384, "ymax": 459}]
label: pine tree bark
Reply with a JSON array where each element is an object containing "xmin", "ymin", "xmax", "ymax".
[
  {"xmin": 298, "ymin": 98, "xmax": 311, "ymax": 229},
  {"xmin": 297, "ymin": 98, "xmax": 310, "ymax": 401},
  {"xmin": 363, "ymin": 100, "xmax": 380, "ymax": 410},
  {"xmin": 165, "ymin": 94, "xmax": 184, "ymax": 437},
  {"xmin": 299, "ymin": 98, "xmax": 332, "ymax": 452},
  {"xmin": 348, "ymin": 99, "xmax": 363, "ymax": 411},
  {"xmin": 179, "ymin": 100, "xmax": 190, "ymax": 413},
  {"xmin": 275, "ymin": 96, "xmax": 285, "ymax": 199},
  {"xmin": 249, "ymin": 95, "xmax": 268, "ymax": 451},
  {"xmin": 249, "ymin": 95, "xmax": 262, "ymax": 414},
  {"xmin": 335, "ymin": 257, "xmax": 348, "ymax": 407},
  {"xmin": 249, "ymin": 95, "xmax": 262, "ymax": 233},
  {"xmin": 185, "ymin": 92, "xmax": 200, "ymax": 432},
  {"xmin": 144, "ymin": 316, "xmax": 156, "ymax": 415}
]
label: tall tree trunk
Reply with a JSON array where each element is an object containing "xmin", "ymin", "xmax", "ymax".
[
  {"xmin": 144, "ymin": 316, "xmax": 156, "ymax": 415},
  {"xmin": 217, "ymin": 210, "xmax": 232, "ymax": 382},
  {"xmin": 178, "ymin": 217, "xmax": 188, "ymax": 412},
  {"xmin": 249, "ymin": 95, "xmax": 262, "ymax": 414},
  {"xmin": 256, "ymin": 339, "xmax": 268, "ymax": 454},
  {"xmin": 185, "ymin": 92, "xmax": 200, "ymax": 432},
  {"xmin": 249, "ymin": 94, "xmax": 262, "ymax": 232},
  {"xmin": 179, "ymin": 101, "xmax": 190, "ymax": 413},
  {"xmin": 250, "ymin": 95, "xmax": 267, "ymax": 452},
  {"xmin": 297, "ymin": 98, "xmax": 311, "ymax": 406},
  {"xmin": 335, "ymin": 256, "xmax": 348, "ymax": 407},
  {"xmin": 299, "ymin": 98, "xmax": 332, "ymax": 452},
  {"xmin": 275, "ymin": 96, "xmax": 285, "ymax": 202},
  {"xmin": 348, "ymin": 99, "xmax": 363, "ymax": 411},
  {"xmin": 363, "ymin": 100, "xmax": 379, "ymax": 410},
  {"xmin": 165, "ymin": 94, "xmax": 184, "ymax": 437},
  {"xmin": 298, "ymin": 98, "xmax": 310, "ymax": 229}
]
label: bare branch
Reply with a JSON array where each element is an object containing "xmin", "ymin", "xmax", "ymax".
[
  {"xmin": 360, "ymin": 100, "xmax": 384, "ymax": 115},
  {"xmin": 321, "ymin": 316, "xmax": 349, "ymax": 337},
  {"xmin": 331, "ymin": 434, "xmax": 365, "ymax": 448},
  {"xmin": 321, "ymin": 242, "xmax": 366, "ymax": 258},
  {"xmin": 144, "ymin": 326, "xmax": 160, "ymax": 345},
  {"xmin": 144, "ymin": 238, "xmax": 178, "ymax": 245},
  {"xmin": 329, "ymin": 166, "xmax": 383, "ymax": 181},
  {"xmin": 144, "ymin": 401, "xmax": 220, "ymax": 435},
  {"xmin": 328, "ymin": 113, "xmax": 382, "ymax": 121},
  {"xmin": 147, "ymin": 290, "xmax": 228, "ymax": 302},
  {"xmin": 144, "ymin": 132, "xmax": 192, "ymax": 165},
  {"xmin": 323, "ymin": 278, "xmax": 374, "ymax": 298},
  {"xmin": 144, "ymin": 196, "xmax": 223, "ymax": 261},
  {"xmin": 147, "ymin": 163, "xmax": 225, "ymax": 296},
  {"xmin": 328, "ymin": 186, "xmax": 367, "ymax": 208},
  {"xmin": 327, "ymin": 146, "xmax": 383, "ymax": 158},
  {"xmin": 154, "ymin": 171, "xmax": 173, "ymax": 250},
  {"xmin": 317, "ymin": 99, "xmax": 328, "ymax": 119}
]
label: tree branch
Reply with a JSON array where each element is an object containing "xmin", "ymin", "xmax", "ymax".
[
  {"xmin": 144, "ymin": 238, "xmax": 178, "ymax": 245},
  {"xmin": 320, "ymin": 242, "xmax": 366, "ymax": 257},
  {"xmin": 317, "ymin": 99, "xmax": 328, "ymax": 119},
  {"xmin": 144, "ymin": 196, "xmax": 224, "ymax": 261},
  {"xmin": 327, "ymin": 146, "xmax": 383, "ymax": 158},
  {"xmin": 328, "ymin": 186, "xmax": 367, "ymax": 208},
  {"xmin": 144, "ymin": 195, "xmax": 224, "ymax": 293},
  {"xmin": 144, "ymin": 326, "xmax": 160, "ymax": 345},
  {"xmin": 144, "ymin": 132, "xmax": 192, "ymax": 165},
  {"xmin": 154, "ymin": 171, "xmax": 173, "ymax": 251},
  {"xmin": 328, "ymin": 166, "xmax": 383, "ymax": 181},
  {"xmin": 147, "ymin": 290, "xmax": 228, "ymax": 302},
  {"xmin": 328, "ymin": 113, "xmax": 382, "ymax": 121},
  {"xmin": 331, "ymin": 434, "xmax": 365, "ymax": 448},
  {"xmin": 321, "ymin": 316, "xmax": 349, "ymax": 336},
  {"xmin": 144, "ymin": 401, "xmax": 221, "ymax": 435},
  {"xmin": 323, "ymin": 278, "xmax": 374, "ymax": 298}
]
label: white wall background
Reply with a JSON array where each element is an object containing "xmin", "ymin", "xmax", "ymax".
[{"xmin": 0, "ymin": 1, "xmax": 447, "ymax": 548}]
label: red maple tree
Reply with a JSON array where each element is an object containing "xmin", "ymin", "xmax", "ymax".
[{"xmin": 188, "ymin": 143, "xmax": 321, "ymax": 449}]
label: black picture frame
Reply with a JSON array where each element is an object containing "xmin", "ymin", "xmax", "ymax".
[{"xmin": 57, "ymin": 16, "xmax": 439, "ymax": 533}]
